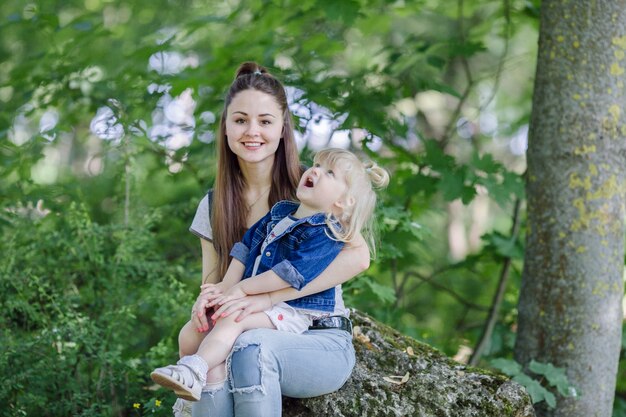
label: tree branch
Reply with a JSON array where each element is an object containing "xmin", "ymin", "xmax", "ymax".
[
  {"xmin": 404, "ymin": 270, "xmax": 489, "ymax": 312},
  {"xmin": 468, "ymin": 197, "xmax": 522, "ymax": 365}
]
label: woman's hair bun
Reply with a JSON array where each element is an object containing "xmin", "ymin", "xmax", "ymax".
[{"xmin": 235, "ymin": 62, "xmax": 269, "ymax": 79}]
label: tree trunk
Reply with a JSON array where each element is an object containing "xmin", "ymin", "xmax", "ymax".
[
  {"xmin": 284, "ymin": 310, "xmax": 534, "ymax": 417},
  {"xmin": 514, "ymin": 1, "xmax": 626, "ymax": 416}
]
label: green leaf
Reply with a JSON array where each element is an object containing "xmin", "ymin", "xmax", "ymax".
[
  {"xmin": 447, "ymin": 40, "xmax": 487, "ymax": 57},
  {"xmin": 403, "ymin": 173, "xmax": 438, "ymax": 198},
  {"xmin": 482, "ymin": 232, "xmax": 523, "ymax": 259},
  {"xmin": 471, "ymin": 151, "xmax": 501, "ymax": 175},
  {"xmin": 345, "ymin": 276, "xmax": 396, "ymax": 305},
  {"xmin": 529, "ymin": 360, "xmax": 574, "ymax": 397},
  {"xmin": 319, "ymin": 0, "xmax": 360, "ymax": 24},
  {"xmin": 490, "ymin": 358, "xmax": 522, "ymax": 376},
  {"xmin": 426, "ymin": 55, "xmax": 446, "ymax": 69},
  {"xmin": 423, "ymin": 139, "xmax": 455, "ymax": 171},
  {"xmin": 460, "ymin": 184, "xmax": 477, "ymax": 204},
  {"xmin": 427, "ymin": 80, "xmax": 463, "ymax": 98},
  {"xmin": 513, "ymin": 374, "xmax": 556, "ymax": 408},
  {"xmin": 437, "ymin": 170, "xmax": 465, "ymax": 201},
  {"xmin": 365, "ymin": 279, "xmax": 397, "ymax": 304}
]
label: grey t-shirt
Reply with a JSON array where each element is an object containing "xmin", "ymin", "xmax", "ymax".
[{"xmin": 189, "ymin": 193, "xmax": 212, "ymax": 241}]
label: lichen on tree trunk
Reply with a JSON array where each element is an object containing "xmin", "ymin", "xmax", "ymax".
[
  {"xmin": 514, "ymin": 1, "xmax": 626, "ymax": 416},
  {"xmin": 283, "ymin": 310, "xmax": 535, "ymax": 417}
]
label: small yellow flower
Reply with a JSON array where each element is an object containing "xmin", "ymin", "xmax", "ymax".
[
  {"xmin": 155, "ymin": 400, "xmax": 162, "ymax": 407},
  {"xmin": 133, "ymin": 403, "xmax": 141, "ymax": 409}
]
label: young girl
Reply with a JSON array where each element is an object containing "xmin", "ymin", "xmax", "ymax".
[{"xmin": 151, "ymin": 148, "xmax": 389, "ymax": 401}]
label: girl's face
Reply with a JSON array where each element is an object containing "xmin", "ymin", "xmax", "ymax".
[
  {"xmin": 225, "ymin": 89, "xmax": 284, "ymax": 166},
  {"xmin": 296, "ymin": 160, "xmax": 350, "ymax": 215}
]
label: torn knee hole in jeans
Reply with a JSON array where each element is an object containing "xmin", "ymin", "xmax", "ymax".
[
  {"xmin": 201, "ymin": 379, "xmax": 227, "ymax": 397},
  {"xmin": 227, "ymin": 342, "xmax": 265, "ymax": 395}
]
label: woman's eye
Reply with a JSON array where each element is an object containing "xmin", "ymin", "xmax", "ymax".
[
  {"xmin": 235, "ymin": 118, "xmax": 246, "ymax": 124},
  {"xmin": 261, "ymin": 120, "xmax": 272, "ymax": 125}
]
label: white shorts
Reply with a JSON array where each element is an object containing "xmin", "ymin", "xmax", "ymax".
[{"xmin": 264, "ymin": 302, "xmax": 313, "ymax": 334}]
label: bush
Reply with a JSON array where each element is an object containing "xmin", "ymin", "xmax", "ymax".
[{"xmin": 0, "ymin": 203, "xmax": 192, "ymax": 416}]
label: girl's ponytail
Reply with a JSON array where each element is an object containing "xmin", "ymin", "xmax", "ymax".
[{"xmin": 364, "ymin": 161, "xmax": 390, "ymax": 189}]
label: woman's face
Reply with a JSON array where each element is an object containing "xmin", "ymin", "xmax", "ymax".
[{"xmin": 225, "ymin": 89, "xmax": 284, "ymax": 166}]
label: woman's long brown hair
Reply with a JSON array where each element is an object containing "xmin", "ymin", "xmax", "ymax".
[{"xmin": 211, "ymin": 62, "xmax": 302, "ymax": 280}]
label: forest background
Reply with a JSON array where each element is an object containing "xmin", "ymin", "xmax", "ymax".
[{"xmin": 1, "ymin": 0, "xmax": 624, "ymax": 416}]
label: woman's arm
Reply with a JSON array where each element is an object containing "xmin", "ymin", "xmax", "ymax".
[
  {"xmin": 271, "ymin": 234, "xmax": 370, "ymax": 302},
  {"xmin": 200, "ymin": 239, "xmax": 220, "ymax": 285},
  {"xmin": 190, "ymin": 238, "xmax": 220, "ymax": 331}
]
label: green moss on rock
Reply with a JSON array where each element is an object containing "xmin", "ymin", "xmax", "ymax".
[{"xmin": 283, "ymin": 310, "xmax": 535, "ymax": 417}]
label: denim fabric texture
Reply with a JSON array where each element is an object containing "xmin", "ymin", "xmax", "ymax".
[
  {"xmin": 229, "ymin": 200, "xmax": 344, "ymax": 312},
  {"xmin": 191, "ymin": 328, "xmax": 356, "ymax": 417}
]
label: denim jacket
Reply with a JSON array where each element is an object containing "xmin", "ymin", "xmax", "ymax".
[{"xmin": 230, "ymin": 200, "xmax": 344, "ymax": 312}]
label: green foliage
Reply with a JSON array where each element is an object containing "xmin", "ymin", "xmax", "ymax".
[
  {"xmin": 344, "ymin": 275, "xmax": 397, "ymax": 306},
  {"xmin": 482, "ymin": 231, "xmax": 524, "ymax": 260},
  {"xmin": 490, "ymin": 358, "xmax": 577, "ymax": 409},
  {"xmin": 528, "ymin": 360, "xmax": 576, "ymax": 398},
  {"xmin": 0, "ymin": 0, "xmax": 546, "ymax": 414},
  {"xmin": 614, "ymin": 396, "xmax": 626, "ymax": 417},
  {"xmin": 0, "ymin": 203, "xmax": 191, "ymax": 416}
]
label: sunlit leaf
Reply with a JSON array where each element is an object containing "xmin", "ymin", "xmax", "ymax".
[
  {"xmin": 482, "ymin": 232, "xmax": 523, "ymax": 259},
  {"xmin": 490, "ymin": 358, "xmax": 522, "ymax": 376},
  {"xmin": 513, "ymin": 374, "xmax": 556, "ymax": 407},
  {"xmin": 529, "ymin": 360, "xmax": 574, "ymax": 397}
]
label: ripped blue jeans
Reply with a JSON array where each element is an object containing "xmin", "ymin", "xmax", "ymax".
[{"xmin": 191, "ymin": 327, "xmax": 355, "ymax": 417}]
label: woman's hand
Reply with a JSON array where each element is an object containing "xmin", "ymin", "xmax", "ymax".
[
  {"xmin": 212, "ymin": 293, "xmax": 273, "ymax": 322},
  {"xmin": 190, "ymin": 294, "xmax": 214, "ymax": 332},
  {"xmin": 190, "ymin": 283, "xmax": 227, "ymax": 332}
]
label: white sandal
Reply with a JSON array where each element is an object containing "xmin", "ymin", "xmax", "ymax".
[{"xmin": 151, "ymin": 364, "xmax": 202, "ymax": 401}]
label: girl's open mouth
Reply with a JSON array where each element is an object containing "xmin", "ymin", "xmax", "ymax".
[{"xmin": 304, "ymin": 177, "xmax": 314, "ymax": 188}]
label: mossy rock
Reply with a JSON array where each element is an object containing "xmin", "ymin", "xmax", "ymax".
[{"xmin": 283, "ymin": 310, "xmax": 535, "ymax": 417}]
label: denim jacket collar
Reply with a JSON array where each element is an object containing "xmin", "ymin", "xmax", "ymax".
[{"xmin": 269, "ymin": 200, "xmax": 336, "ymax": 227}]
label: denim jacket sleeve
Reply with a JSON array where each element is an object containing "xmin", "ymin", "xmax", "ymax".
[
  {"xmin": 230, "ymin": 242, "xmax": 250, "ymax": 266},
  {"xmin": 272, "ymin": 226, "xmax": 344, "ymax": 290},
  {"xmin": 229, "ymin": 212, "xmax": 270, "ymax": 266}
]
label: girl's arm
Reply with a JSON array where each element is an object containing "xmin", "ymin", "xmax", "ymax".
[
  {"xmin": 214, "ymin": 234, "xmax": 370, "ymax": 320},
  {"xmin": 206, "ymin": 269, "xmax": 290, "ymax": 313},
  {"xmin": 221, "ymin": 261, "xmax": 245, "ymax": 287},
  {"xmin": 238, "ymin": 270, "xmax": 291, "ymax": 294}
]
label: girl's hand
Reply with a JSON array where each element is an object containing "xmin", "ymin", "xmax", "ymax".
[
  {"xmin": 208, "ymin": 284, "xmax": 247, "ymax": 308},
  {"xmin": 200, "ymin": 282, "xmax": 226, "ymax": 296},
  {"xmin": 212, "ymin": 293, "xmax": 272, "ymax": 322}
]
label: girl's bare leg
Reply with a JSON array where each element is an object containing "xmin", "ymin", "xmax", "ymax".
[
  {"xmin": 151, "ymin": 314, "xmax": 272, "ymax": 401},
  {"xmin": 196, "ymin": 312, "xmax": 274, "ymax": 370},
  {"xmin": 178, "ymin": 320, "xmax": 207, "ymax": 357}
]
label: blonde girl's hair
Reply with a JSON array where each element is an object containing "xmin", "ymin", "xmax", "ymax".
[
  {"xmin": 313, "ymin": 148, "xmax": 390, "ymax": 257},
  {"xmin": 212, "ymin": 62, "xmax": 302, "ymax": 280}
]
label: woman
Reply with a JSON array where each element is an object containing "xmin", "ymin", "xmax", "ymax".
[{"xmin": 182, "ymin": 62, "xmax": 370, "ymax": 417}]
